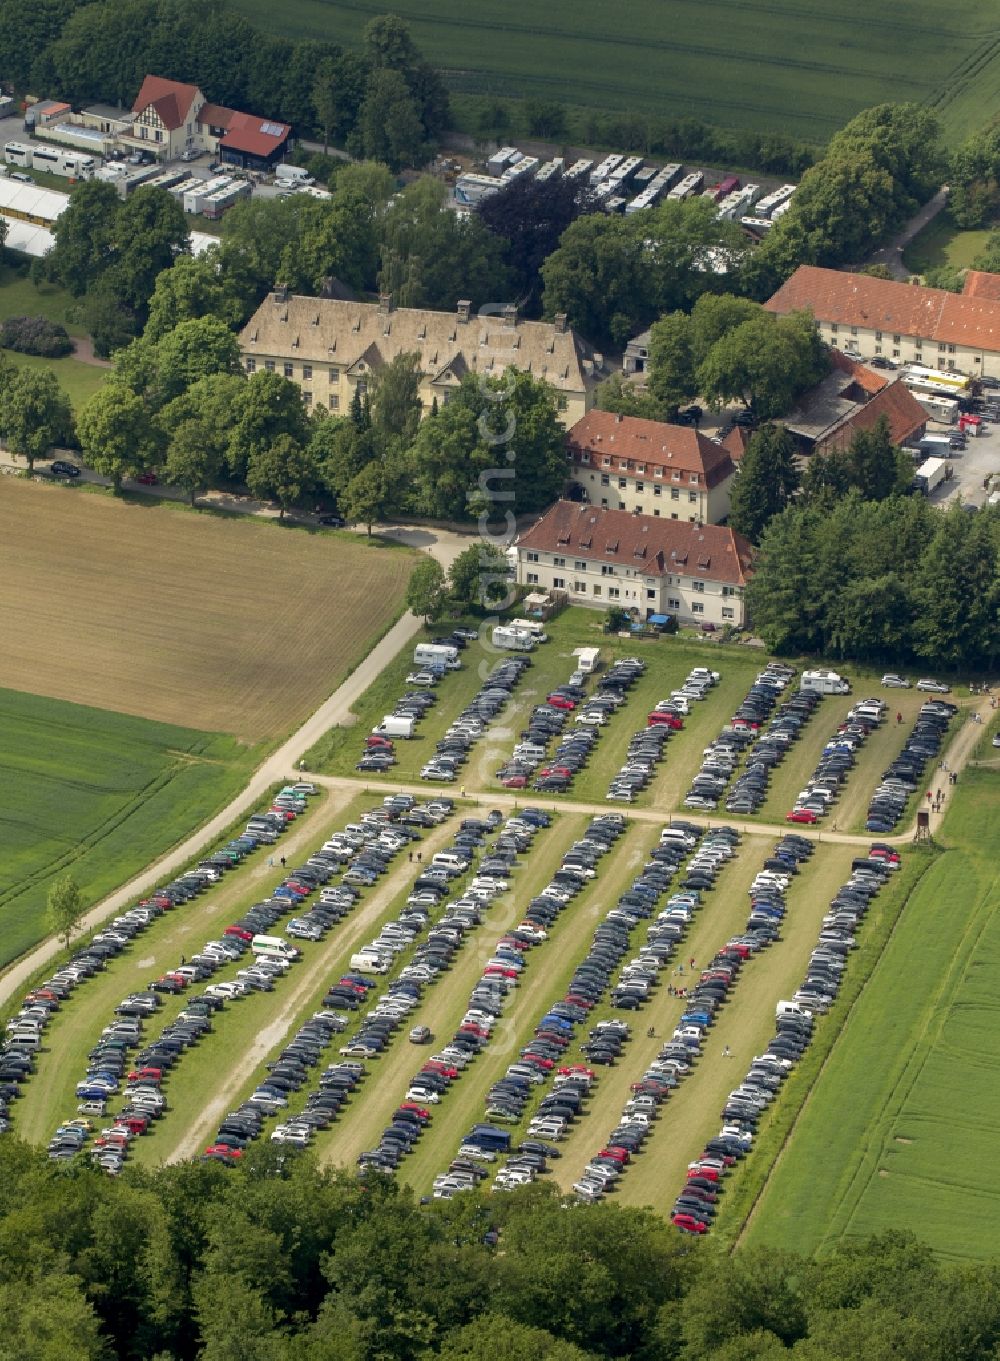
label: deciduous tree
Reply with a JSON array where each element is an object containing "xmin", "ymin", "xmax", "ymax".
[
  {"xmin": 46, "ymin": 872, "xmax": 83, "ymax": 949},
  {"xmin": 405, "ymin": 556, "xmax": 446, "ymax": 621}
]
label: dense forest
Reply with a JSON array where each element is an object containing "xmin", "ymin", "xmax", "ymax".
[{"xmin": 2, "ymin": 1138, "xmax": 999, "ymax": 1361}]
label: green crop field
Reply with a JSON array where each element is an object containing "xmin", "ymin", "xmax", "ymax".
[
  {"xmin": 743, "ymin": 764, "xmax": 1000, "ymax": 1261},
  {"xmin": 232, "ymin": 0, "xmax": 1000, "ymax": 145},
  {"xmin": 0, "ymin": 688, "xmax": 258, "ymax": 969}
]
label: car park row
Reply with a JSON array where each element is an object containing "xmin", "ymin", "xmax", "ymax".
[
  {"xmin": 865, "ymin": 701, "xmax": 958, "ymax": 833},
  {"xmin": 684, "ymin": 663, "xmax": 818, "ymax": 815},
  {"xmin": 497, "ymin": 657, "xmax": 648, "ymax": 795},
  {"xmin": 43, "ymin": 784, "xmax": 319, "ymax": 1169},
  {"xmin": 785, "ymin": 696, "xmax": 887, "ymax": 825},
  {"xmin": 575, "ymin": 831, "xmax": 809, "ymax": 1205},
  {"xmin": 357, "ymin": 807, "xmax": 554, "ymax": 1176},
  {"xmin": 606, "ymin": 665, "xmax": 719, "ymax": 802},
  {"xmin": 669, "ymin": 842, "xmax": 900, "ymax": 1234},
  {"xmin": 420, "ymin": 651, "xmax": 533, "ymax": 784}
]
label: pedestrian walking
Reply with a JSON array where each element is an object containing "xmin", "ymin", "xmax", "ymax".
[
  {"xmin": 408, "ymin": 851, "xmax": 413, "ymax": 862},
  {"xmin": 689, "ymin": 956, "xmax": 695, "ymax": 969},
  {"xmin": 280, "ymin": 855, "xmax": 286, "ymax": 868},
  {"xmin": 267, "ymin": 855, "xmax": 274, "ymax": 868},
  {"xmin": 722, "ymin": 1045, "xmax": 731, "ymax": 1059},
  {"xmin": 647, "ymin": 1026, "xmax": 656, "ymax": 1039},
  {"xmin": 299, "ymin": 758, "xmax": 305, "ymax": 771},
  {"xmin": 417, "ymin": 852, "xmax": 422, "ymax": 863},
  {"xmin": 937, "ymin": 788, "xmax": 943, "ymax": 802},
  {"xmin": 180, "ymin": 955, "xmax": 186, "ymax": 966},
  {"xmin": 897, "ymin": 711, "xmax": 903, "ymax": 725}
]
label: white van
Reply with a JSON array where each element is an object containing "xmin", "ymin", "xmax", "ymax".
[
  {"xmin": 800, "ymin": 669, "xmax": 850, "ymax": 695},
  {"xmin": 510, "ymin": 618, "xmax": 548, "ymax": 642},
  {"xmin": 776, "ymin": 999, "xmax": 813, "ymax": 1020},
  {"xmin": 350, "ymin": 952, "xmax": 391, "ymax": 974},
  {"xmin": 414, "ymin": 643, "xmax": 459, "ymax": 666},
  {"xmin": 252, "ymin": 935, "xmax": 300, "ymax": 961}
]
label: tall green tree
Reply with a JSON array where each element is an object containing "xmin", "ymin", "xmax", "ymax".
[
  {"xmin": 0, "ymin": 369, "xmax": 73, "ymax": 472},
  {"xmin": 354, "ymin": 68, "xmax": 426, "ymax": 172},
  {"xmin": 369, "ymin": 351, "xmax": 423, "ymax": 446},
  {"xmin": 42, "ymin": 179, "xmax": 120, "ymax": 297},
  {"xmin": 845, "ymin": 414, "xmax": 910, "ymax": 501},
  {"xmin": 448, "ymin": 543, "xmax": 512, "ymax": 611},
  {"xmin": 227, "ymin": 371, "xmax": 309, "ymax": 480},
  {"xmin": 77, "ymin": 382, "xmax": 160, "ymax": 491},
  {"xmin": 340, "ymin": 457, "xmax": 390, "ymax": 536},
  {"xmin": 46, "ymin": 872, "xmax": 83, "ymax": 949},
  {"xmin": 144, "ymin": 253, "xmax": 244, "ymax": 342},
  {"xmin": 728, "ymin": 423, "xmax": 800, "ymax": 541},
  {"xmin": 246, "ymin": 433, "xmax": 315, "ymax": 519},
  {"xmin": 405, "ymin": 556, "xmax": 446, "ymax": 622}
]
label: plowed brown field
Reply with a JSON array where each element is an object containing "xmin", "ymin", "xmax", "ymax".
[{"xmin": 0, "ymin": 479, "xmax": 413, "ymax": 739}]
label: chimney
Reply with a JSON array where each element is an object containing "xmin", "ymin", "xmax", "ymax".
[
  {"xmin": 275, "ymin": 282, "xmax": 289, "ymax": 303},
  {"xmin": 503, "ymin": 303, "xmax": 518, "ymax": 328},
  {"xmin": 457, "ymin": 299, "xmax": 472, "ymax": 324},
  {"xmin": 378, "ymin": 292, "xmax": 393, "ymax": 315},
  {"xmin": 554, "ymin": 312, "xmax": 568, "ymax": 334}
]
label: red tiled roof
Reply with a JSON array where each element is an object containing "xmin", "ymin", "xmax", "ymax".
[
  {"xmin": 817, "ymin": 379, "xmax": 927, "ymax": 454},
  {"xmin": 766, "ymin": 264, "xmax": 1000, "ymax": 355},
  {"xmin": 197, "ymin": 102, "xmax": 236, "ymax": 129},
  {"xmin": 132, "ymin": 75, "xmax": 201, "ymax": 131},
  {"xmin": 567, "ymin": 409, "xmax": 735, "ymax": 489},
  {"xmin": 829, "ymin": 347, "xmax": 887, "ymax": 395},
  {"xmin": 518, "ymin": 501, "xmax": 754, "ymax": 587},
  {"xmin": 963, "ymin": 270, "xmax": 1000, "ymax": 301},
  {"xmin": 718, "ymin": 425, "xmax": 750, "ymax": 462},
  {"xmin": 220, "ymin": 112, "xmax": 290, "ymax": 158}
]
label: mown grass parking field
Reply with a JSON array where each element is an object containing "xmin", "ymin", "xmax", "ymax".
[
  {"xmin": 231, "ymin": 0, "xmax": 1000, "ymax": 144},
  {"xmin": 0, "ymin": 479, "xmax": 415, "ymax": 740},
  {"xmin": 0, "ymin": 688, "xmax": 259, "ymax": 969},
  {"xmin": 743, "ymin": 763, "xmax": 1000, "ymax": 1262}
]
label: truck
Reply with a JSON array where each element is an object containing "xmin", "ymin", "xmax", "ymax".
[
  {"xmin": 914, "ymin": 457, "xmax": 949, "ymax": 495},
  {"xmin": 275, "ymin": 163, "xmax": 313, "ymax": 187},
  {"xmin": 492, "ymin": 625, "xmax": 536, "ymax": 651},
  {"xmin": 414, "ymin": 642, "xmax": 458, "ymax": 666},
  {"xmin": 251, "ymin": 935, "xmax": 300, "ymax": 961},
  {"xmin": 373, "ymin": 714, "xmax": 417, "ymax": 739},
  {"xmin": 800, "ymin": 669, "xmax": 850, "ymax": 695},
  {"xmin": 509, "ymin": 618, "xmax": 548, "ymax": 642}
]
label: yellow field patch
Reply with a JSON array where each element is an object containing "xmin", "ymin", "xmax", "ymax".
[{"xmin": 0, "ymin": 479, "xmax": 414, "ymax": 739}]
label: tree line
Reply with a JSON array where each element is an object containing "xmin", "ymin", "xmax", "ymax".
[
  {"xmin": 0, "ymin": 5, "xmax": 448, "ymax": 172},
  {"xmin": 0, "ymin": 1140, "xmax": 998, "ymax": 1361}
]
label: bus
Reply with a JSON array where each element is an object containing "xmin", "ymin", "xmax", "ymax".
[
  {"xmin": 23, "ymin": 145, "xmax": 95, "ymax": 180},
  {"xmin": 4, "ymin": 142, "xmax": 32, "ymax": 168},
  {"xmin": 900, "ymin": 364, "xmax": 968, "ymax": 398}
]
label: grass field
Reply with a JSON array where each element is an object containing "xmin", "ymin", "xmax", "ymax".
[
  {"xmin": 743, "ymin": 766, "xmax": 1000, "ymax": 1261},
  {"xmin": 902, "ymin": 215, "xmax": 994, "ymax": 276},
  {"xmin": 0, "ymin": 479, "xmax": 415, "ymax": 740},
  {"xmin": 5, "ymin": 350, "xmax": 107, "ymax": 410},
  {"xmin": 0, "ymin": 687, "xmax": 259, "ymax": 970},
  {"xmin": 0, "ymin": 271, "xmax": 85, "ymax": 337},
  {"xmin": 232, "ymin": 0, "xmax": 1000, "ymax": 145}
]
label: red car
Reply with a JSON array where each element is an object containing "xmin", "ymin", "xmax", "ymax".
[
  {"xmin": 600, "ymin": 1146, "xmax": 630, "ymax": 1164},
  {"xmin": 647, "ymin": 713, "xmax": 682, "ymax": 730},
  {"xmin": 271, "ymin": 806, "xmax": 296, "ymax": 820},
  {"xmin": 547, "ymin": 695, "xmax": 576, "ymax": 710},
  {"xmin": 502, "ymin": 775, "xmax": 527, "ymax": 789},
  {"xmin": 564, "ymin": 993, "xmax": 594, "ymax": 1009},
  {"xmin": 483, "ymin": 965, "xmax": 517, "ymax": 979},
  {"xmin": 559, "ymin": 1064, "xmax": 595, "ymax": 1079},
  {"xmin": 672, "ymin": 1213, "xmax": 709, "ymax": 1234},
  {"xmin": 521, "ymin": 1055, "xmax": 555, "ymax": 1070},
  {"xmin": 224, "ymin": 925, "xmax": 253, "ymax": 941},
  {"xmin": 366, "ymin": 735, "xmax": 394, "ymax": 750},
  {"xmin": 538, "ymin": 766, "xmax": 572, "ymax": 779},
  {"xmin": 135, "ymin": 471, "xmax": 159, "ymax": 485},
  {"xmin": 687, "ymin": 1165, "xmax": 720, "ymax": 1182},
  {"xmin": 114, "ymin": 1114, "xmax": 150, "ymax": 1135},
  {"xmin": 422, "ymin": 1062, "xmax": 458, "ymax": 1078},
  {"xmin": 205, "ymin": 1143, "xmax": 243, "ymax": 1158},
  {"xmin": 128, "ymin": 1067, "xmax": 162, "ymax": 1084},
  {"xmin": 397, "ymin": 1103, "xmax": 431, "ymax": 1121},
  {"xmin": 786, "ymin": 808, "xmax": 818, "ymax": 824}
]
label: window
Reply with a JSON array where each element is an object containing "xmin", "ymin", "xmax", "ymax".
[
  {"xmin": 264, "ymin": 360, "xmax": 275, "ymax": 373},
  {"xmin": 526, "ymin": 572, "xmax": 539, "ymax": 585},
  {"xmin": 892, "ymin": 349, "xmax": 900, "ymax": 358},
  {"xmin": 672, "ymin": 471, "xmax": 681, "ymax": 482},
  {"xmin": 592, "ymin": 584, "xmax": 602, "ymax": 597},
  {"xmin": 328, "ymin": 394, "xmax": 339, "ymax": 409},
  {"xmin": 875, "ymin": 330, "xmax": 882, "ymax": 341},
  {"xmin": 875, "ymin": 345, "xmax": 882, "ymax": 355},
  {"xmin": 636, "ymin": 481, "xmax": 645, "ymax": 492},
  {"xmin": 573, "ymin": 581, "xmax": 586, "ymax": 593},
  {"xmin": 722, "ymin": 585, "xmax": 735, "ymax": 597},
  {"xmin": 600, "ymin": 474, "xmax": 610, "ymax": 486},
  {"xmin": 618, "ymin": 502, "xmax": 625, "ymax": 511},
  {"xmin": 653, "ymin": 508, "xmax": 660, "ymax": 517},
  {"xmin": 722, "ymin": 607, "xmax": 734, "ymax": 620},
  {"xmin": 646, "ymin": 589, "xmax": 656, "ymax": 600},
  {"xmin": 671, "ymin": 512, "xmax": 678, "ymax": 519},
  {"xmin": 667, "ymin": 596, "xmax": 680, "ymax": 609},
  {"xmin": 554, "ymin": 556, "xmax": 566, "ymax": 567},
  {"xmin": 580, "ymin": 451, "xmax": 590, "ymax": 463},
  {"xmin": 329, "ymin": 368, "xmax": 340, "ymax": 381},
  {"xmin": 689, "ymin": 474, "xmax": 699, "ymax": 485},
  {"xmin": 601, "ymin": 498, "xmax": 608, "ymax": 507},
  {"xmin": 692, "ymin": 580, "xmax": 705, "ymax": 592},
  {"xmin": 608, "ymin": 587, "xmax": 620, "ymax": 599},
  {"xmin": 557, "ymin": 396, "xmax": 568, "ymax": 411},
  {"xmin": 526, "ymin": 551, "xmax": 539, "ymax": 563},
  {"xmin": 356, "ymin": 381, "xmax": 367, "ymax": 397},
  {"xmin": 688, "ymin": 492, "xmax": 698, "ymax": 503},
  {"xmin": 939, "ymin": 343, "xmax": 947, "ymax": 353},
  {"xmin": 948, "ymin": 360, "xmax": 956, "ymax": 370},
  {"xmin": 245, "ymin": 358, "xmax": 256, "ymax": 373},
  {"xmin": 654, "ymin": 467, "xmax": 663, "ymax": 478},
  {"xmin": 948, "ymin": 344, "xmax": 956, "ymax": 354},
  {"xmin": 850, "ymin": 326, "xmax": 858, "ymax": 336},
  {"xmin": 634, "ymin": 505, "xmax": 644, "ymax": 515},
  {"xmin": 283, "ymin": 363, "xmax": 293, "ymax": 378},
  {"xmin": 302, "ymin": 365, "xmax": 312, "ymax": 379},
  {"xmin": 303, "ymin": 392, "xmax": 312, "ymax": 406},
  {"xmin": 575, "ymin": 560, "xmax": 587, "ymax": 572},
  {"xmin": 618, "ymin": 477, "xmax": 627, "ymax": 489},
  {"xmin": 600, "ymin": 455, "xmax": 610, "ymax": 467},
  {"xmin": 692, "ymin": 602, "xmax": 704, "ymax": 615},
  {"xmin": 893, "ymin": 334, "xmax": 901, "ymax": 344},
  {"xmin": 601, "ymin": 564, "xmax": 616, "ymax": 576},
  {"xmin": 671, "ymin": 488, "xmax": 680, "ymax": 500},
  {"xmin": 653, "ymin": 485, "xmax": 662, "ymax": 496},
  {"xmin": 553, "ymin": 577, "xmax": 565, "ymax": 589},
  {"xmin": 155, "ymin": 129, "xmax": 163, "ymax": 143},
  {"xmin": 830, "ymin": 323, "xmax": 838, "ymax": 333}
]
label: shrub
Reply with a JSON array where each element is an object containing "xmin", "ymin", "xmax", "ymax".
[{"xmin": 0, "ymin": 315, "xmax": 72, "ymax": 357}]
